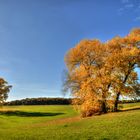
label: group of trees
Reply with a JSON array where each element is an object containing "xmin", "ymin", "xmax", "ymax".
[
  {"xmin": 5, "ymin": 98, "xmax": 71, "ymax": 105},
  {"xmin": 64, "ymin": 28, "xmax": 140, "ymax": 117}
]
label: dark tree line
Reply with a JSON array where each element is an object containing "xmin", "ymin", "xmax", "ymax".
[
  {"xmin": 4, "ymin": 97, "xmax": 140, "ymax": 106},
  {"xmin": 5, "ymin": 98, "xmax": 72, "ymax": 105}
]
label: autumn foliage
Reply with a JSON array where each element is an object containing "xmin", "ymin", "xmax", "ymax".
[{"xmin": 64, "ymin": 28, "xmax": 140, "ymax": 117}]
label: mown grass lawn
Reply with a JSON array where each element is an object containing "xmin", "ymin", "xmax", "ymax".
[{"xmin": 0, "ymin": 103, "xmax": 140, "ymax": 140}]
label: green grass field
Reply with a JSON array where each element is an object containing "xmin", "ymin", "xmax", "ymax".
[{"xmin": 0, "ymin": 103, "xmax": 140, "ymax": 140}]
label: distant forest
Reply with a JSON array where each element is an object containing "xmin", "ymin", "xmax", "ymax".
[
  {"xmin": 5, "ymin": 98, "xmax": 72, "ymax": 105},
  {"xmin": 4, "ymin": 97, "xmax": 140, "ymax": 106}
]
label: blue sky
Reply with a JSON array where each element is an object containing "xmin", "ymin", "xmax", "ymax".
[{"xmin": 0, "ymin": 0, "xmax": 140, "ymax": 100}]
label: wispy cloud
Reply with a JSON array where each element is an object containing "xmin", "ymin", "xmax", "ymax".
[
  {"xmin": 118, "ymin": 2, "xmax": 134, "ymax": 14},
  {"xmin": 121, "ymin": 0, "xmax": 129, "ymax": 4},
  {"xmin": 118, "ymin": 0, "xmax": 139, "ymax": 15},
  {"xmin": 134, "ymin": 16, "xmax": 140, "ymax": 21},
  {"xmin": 118, "ymin": 1, "xmax": 140, "ymax": 22},
  {"xmin": 118, "ymin": 8, "xmax": 124, "ymax": 12},
  {"xmin": 124, "ymin": 3, "xmax": 134, "ymax": 8},
  {"xmin": 117, "ymin": 8, "xmax": 124, "ymax": 15}
]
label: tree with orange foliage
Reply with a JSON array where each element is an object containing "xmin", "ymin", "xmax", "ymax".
[
  {"xmin": 63, "ymin": 28, "xmax": 140, "ymax": 117},
  {"xmin": 105, "ymin": 29, "xmax": 140, "ymax": 111}
]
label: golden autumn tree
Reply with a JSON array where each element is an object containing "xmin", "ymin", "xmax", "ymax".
[
  {"xmin": 64, "ymin": 28, "xmax": 140, "ymax": 117},
  {"xmin": 0, "ymin": 78, "xmax": 12, "ymax": 106},
  {"xmin": 105, "ymin": 28, "xmax": 140, "ymax": 111},
  {"xmin": 64, "ymin": 40, "xmax": 112, "ymax": 117}
]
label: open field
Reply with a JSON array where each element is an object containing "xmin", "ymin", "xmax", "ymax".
[{"xmin": 0, "ymin": 103, "xmax": 140, "ymax": 140}]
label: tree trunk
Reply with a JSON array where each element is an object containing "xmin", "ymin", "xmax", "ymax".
[
  {"xmin": 101, "ymin": 83, "xmax": 111, "ymax": 113},
  {"xmin": 114, "ymin": 92, "xmax": 120, "ymax": 112},
  {"xmin": 101, "ymin": 100, "xmax": 107, "ymax": 113},
  {"xmin": 113, "ymin": 63, "xmax": 135, "ymax": 112}
]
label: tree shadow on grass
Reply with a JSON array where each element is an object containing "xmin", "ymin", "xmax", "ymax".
[
  {"xmin": 0, "ymin": 110, "xmax": 64, "ymax": 117},
  {"xmin": 119, "ymin": 107, "xmax": 140, "ymax": 112}
]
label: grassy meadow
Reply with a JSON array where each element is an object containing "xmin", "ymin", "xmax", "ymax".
[{"xmin": 0, "ymin": 103, "xmax": 140, "ymax": 140}]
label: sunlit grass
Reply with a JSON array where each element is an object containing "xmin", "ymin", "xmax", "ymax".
[{"xmin": 0, "ymin": 103, "xmax": 139, "ymax": 140}]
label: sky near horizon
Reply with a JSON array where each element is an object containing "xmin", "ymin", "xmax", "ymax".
[{"xmin": 0, "ymin": 0, "xmax": 140, "ymax": 101}]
